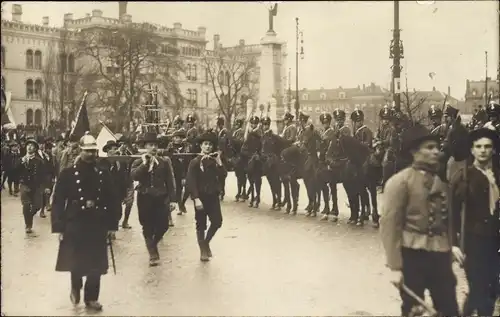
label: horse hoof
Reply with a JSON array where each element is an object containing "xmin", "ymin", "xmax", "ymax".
[
  {"xmin": 321, "ymin": 208, "xmax": 329, "ymax": 215},
  {"xmin": 305, "ymin": 212, "xmax": 311, "ymax": 217},
  {"xmin": 356, "ymin": 220, "xmax": 364, "ymax": 226},
  {"xmin": 347, "ymin": 219, "xmax": 355, "ymax": 225},
  {"xmin": 248, "ymin": 202, "xmax": 254, "ymax": 208},
  {"xmin": 311, "ymin": 212, "xmax": 317, "ymax": 217},
  {"xmin": 330, "ymin": 216, "xmax": 338, "ymax": 222},
  {"xmin": 320, "ymin": 215, "xmax": 328, "ymax": 221},
  {"xmin": 372, "ymin": 222, "xmax": 380, "ymax": 229},
  {"xmin": 285, "ymin": 209, "xmax": 290, "ymax": 214}
]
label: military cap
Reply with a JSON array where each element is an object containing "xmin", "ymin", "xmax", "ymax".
[
  {"xmin": 333, "ymin": 109, "xmax": 346, "ymax": 121},
  {"xmin": 249, "ymin": 116, "xmax": 260, "ymax": 124},
  {"xmin": 486, "ymin": 102, "xmax": 500, "ymax": 117},
  {"xmin": 25, "ymin": 137, "xmax": 39, "ymax": 150},
  {"xmin": 79, "ymin": 132, "xmax": 99, "ymax": 151},
  {"xmin": 234, "ymin": 118, "xmax": 244, "ymax": 127},
  {"xmin": 428, "ymin": 105, "xmax": 443, "ymax": 119},
  {"xmin": 261, "ymin": 116, "xmax": 271, "ymax": 126},
  {"xmin": 379, "ymin": 105, "xmax": 392, "ymax": 119},
  {"xmin": 444, "ymin": 105, "xmax": 459, "ymax": 118},
  {"xmin": 299, "ymin": 112, "xmax": 310, "ymax": 122},
  {"xmin": 350, "ymin": 109, "xmax": 364, "ymax": 122},
  {"xmin": 319, "ymin": 113, "xmax": 332, "ymax": 124},
  {"xmin": 283, "ymin": 112, "xmax": 294, "ymax": 121},
  {"xmin": 401, "ymin": 123, "xmax": 440, "ymax": 153},
  {"xmin": 186, "ymin": 114, "xmax": 196, "ymax": 124}
]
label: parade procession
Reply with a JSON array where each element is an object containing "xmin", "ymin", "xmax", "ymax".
[{"xmin": 1, "ymin": 1, "xmax": 500, "ymax": 316}]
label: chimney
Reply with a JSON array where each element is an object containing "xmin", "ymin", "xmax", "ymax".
[
  {"xmin": 42, "ymin": 16, "xmax": 49, "ymax": 26},
  {"xmin": 173, "ymin": 22, "xmax": 182, "ymax": 30},
  {"xmin": 239, "ymin": 39, "xmax": 245, "ymax": 47},
  {"xmin": 119, "ymin": 1, "xmax": 128, "ymax": 19},
  {"xmin": 92, "ymin": 9, "xmax": 103, "ymax": 18},
  {"xmin": 12, "ymin": 4, "xmax": 22, "ymax": 22},
  {"xmin": 447, "ymin": 86, "xmax": 450, "ymax": 96},
  {"xmin": 213, "ymin": 34, "xmax": 220, "ymax": 51},
  {"xmin": 63, "ymin": 13, "xmax": 73, "ymax": 26},
  {"xmin": 432, "ymin": 86, "xmax": 436, "ymax": 91}
]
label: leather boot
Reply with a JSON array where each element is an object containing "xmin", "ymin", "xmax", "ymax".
[
  {"xmin": 145, "ymin": 238, "xmax": 159, "ymax": 266},
  {"xmin": 196, "ymin": 231, "xmax": 209, "ymax": 262}
]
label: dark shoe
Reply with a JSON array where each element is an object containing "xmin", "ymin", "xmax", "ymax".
[
  {"xmin": 70, "ymin": 288, "xmax": 80, "ymax": 305},
  {"xmin": 197, "ymin": 231, "xmax": 210, "ymax": 262},
  {"xmin": 46, "ymin": 204, "xmax": 52, "ymax": 211},
  {"xmin": 25, "ymin": 227, "xmax": 33, "ymax": 234},
  {"xmin": 40, "ymin": 212, "xmax": 46, "ymax": 218},
  {"xmin": 121, "ymin": 222, "xmax": 132, "ymax": 229},
  {"xmin": 206, "ymin": 243, "xmax": 213, "ymax": 257},
  {"xmin": 85, "ymin": 301, "xmax": 103, "ymax": 311}
]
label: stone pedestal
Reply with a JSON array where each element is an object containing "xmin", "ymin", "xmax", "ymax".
[{"xmin": 255, "ymin": 30, "xmax": 285, "ymax": 132}]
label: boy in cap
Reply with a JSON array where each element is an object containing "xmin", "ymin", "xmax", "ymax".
[
  {"xmin": 186, "ymin": 130, "xmax": 226, "ymax": 261},
  {"xmin": 450, "ymin": 128, "xmax": 499, "ymax": 316},
  {"xmin": 380, "ymin": 123, "xmax": 460, "ymax": 316}
]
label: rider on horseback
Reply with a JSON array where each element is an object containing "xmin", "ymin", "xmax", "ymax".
[
  {"xmin": 377, "ymin": 105, "xmax": 396, "ymax": 190},
  {"xmin": 351, "ymin": 109, "xmax": 373, "ymax": 148},
  {"xmin": 242, "ymin": 116, "xmax": 263, "ymax": 208},
  {"xmin": 215, "ymin": 116, "xmax": 230, "ymax": 201},
  {"xmin": 231, "ymin": 118, "xmax": 248, "ymax": 202},
  {"xmin": 280, "ymin": 112, "xmax": 297, "ymax": 146},
  {"xmin": 484, "ymin": 101, "xmax": 500, "ymax": 132}
]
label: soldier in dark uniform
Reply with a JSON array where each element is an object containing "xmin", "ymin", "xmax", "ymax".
[
  {"xmin": 280, "ymin": 112, "xmax": 297, "ymax": 146},
  {"xmin": 296, "ymin": 112, "xmax": 310, "ymax": 144},
  {"xmin": 469, "ymin": 105, "xmax": 488, "ymax": 130},
  {"xmin": 450, "ymin": 128, "xmax": 499, "ymax": 316},
  {"xmin": 380, "ymin": 124, "xmax": 460, "ymax": 317},
  {"xmin": 442, "ymin": 105, "xmax": 470, "ymax": 182},
  {"xmin": 351, "ymin": 109, "xmax": 373, "ymax": 148},
  {"xmin": 428, "ymin": 105, "xmax": 445, "ymax": 136},
  {"xmin": 172, "ymin": 115, "xmax": 186, "ymax": 133},
  {"xmin": 230, "ymin": 118, "xmax": 248, "ymax": 201},
  {"xmin": 4, "ymin": 140, "xmax": 21, "ymax": 196},
  {"xmin": 242, "ymin": 116, "xmax": 263, "ymax": 208},
  {"xmin": 39, "ymin": 138, "xmax": 56, "ymax": 218},
  {"xmin": 318, "ymin": 113, "xmax": 335, "ymax": 218},
  {"xmin": 19, "ymin": 137, "xmax": 45, "ymax": 234},
  {"xmin": 261, "ymin": 116, "xmax": 282, "ymax": 210},
  {"xmin": 377, "ymin": 105, "xmax": 396, "ymax": 189},
  {"xmin": 131, "ymin": 132, "xmax": 177, "ymax": 267},
  {"xmin": 484, "ymin": 102, "xmax": 500, "ymax": 132},
  {"xmin": 180, "ymin": 114, "xmax": 200, "ymax": 207},
  {"xmin": 166, "ymin": 129, "xmax": 189, "ymax": 215},
  {"xmin": 186, "ymin": 130, "xmax": 226, "ymax": 261},
  {"xmin": 215, "ymin": 116, "xmax": 230, "ymax": 201},
  {"xmin": 51, "ymin": 132, "xmax": 120, "ymax": 311}
]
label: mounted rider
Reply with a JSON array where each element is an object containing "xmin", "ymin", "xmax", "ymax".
[
  {"xmin": 351, "ymin": 109, "xmax": 373, "ymax": 149},
  {"xmin": 215, "ymin": 116, "xmax": 230, "ymax": 200},
  {"xmin": 377, "ymin": 105, "xmax": 397, "ymax": 188},
  {"xmin": 280, "ymin": 112, "xmax": 297, "ymax": 146},
  {"xmin": 484, "ymin": 101, "xmax": 500, "ymax": 132},
  {"xmin": 318, "ymin": 112, "xmax": 336, "ymax": 220},
  {"xmin": 261, "ymin": 116, "xmax": 283, "ymax": 210},
  {"xmin": 296, "ymin": 112, "xmax": 311, "ymax": 145},
  {"xmin": 230, "ymin": 118, "xmax": 248, "ymax": 202},
  {"xmin": 332, "ymin": 109, "xmax": 351, "ymax": 138},
  {"xmin": 428, "ymin": 105, "xmax": 446, "ymax": 139},
  {"xmin": 242, "ymin": 115, "xmax": 263, "ymax": 208},
  {"xmin": 469, "ymin": 105, "xmax": 489, "ymax": 130}
]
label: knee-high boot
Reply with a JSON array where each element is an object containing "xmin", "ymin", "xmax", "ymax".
[{"xmin": 196, "ymin": 230, "xmax": 209, "ymax": 262}]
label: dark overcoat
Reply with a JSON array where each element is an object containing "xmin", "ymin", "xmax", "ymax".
[
  {"xmin": 51, "ymin": 160, "xmax": 120, "ymax": 276},
  {"xmin": 18, "ymin": 155, "xmax": 45, "ymax": 210}
]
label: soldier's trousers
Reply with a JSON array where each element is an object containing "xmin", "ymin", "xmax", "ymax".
[
  {"xmin": 71, "ymin": 272, "xmax": 101, "ymax": 302},
  {"xmin": 400, "ymin": 248, "xmax": 458, "ymax": 316},
  {"xmin": 195, "ymin": 193, "xmax": 223, "ymax": 242},
  {"xmin": 137, "ymin": 193, "xmax": 169, "ymax": 246},
  {"xmin": 463, "ymin": 233, "xmax": 499, "ymax": 316}
]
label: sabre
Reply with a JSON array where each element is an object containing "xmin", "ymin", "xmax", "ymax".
[
  {"xmin": 393, "ymin": 282, "xmax": 438, "ymax": 316},
  {"xmin": 107, "ymin": 235, "xmax": 116, "ymax": 275}
]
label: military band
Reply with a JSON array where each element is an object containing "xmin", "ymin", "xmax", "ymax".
[{"xmin": 2, "ymin": 104, "xmax": 499, "ymax": 314}]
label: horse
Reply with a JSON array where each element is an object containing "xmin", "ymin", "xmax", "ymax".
[
  {"xmin": 241, "ymin": 130, "xmax": 263, "ymax": 208},
  {"xmin": 324, "ymin": 133, "xmax": 372, "ymax": 225},
  {"xmin": 261, "ymin": 131, "xmax": 286, "ymax": 210},
  {"xmin": 228, "ymin": 130, "xmax": 249, "ymax": 202}
]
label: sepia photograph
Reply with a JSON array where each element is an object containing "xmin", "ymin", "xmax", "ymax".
[{"xmin": 1, "ymin": 1, "xmax": 499, "ymax": 316}]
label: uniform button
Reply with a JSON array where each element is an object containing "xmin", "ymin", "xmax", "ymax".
[
  {"xmin": 76, "ymin": 180, "xmax": 80, "ymax": 184},
  {"xmin": 78, "ymin": 188, "xmax": 82, "ymax": 192},
  {"xmin": 80, "ymin": 197, "xmax": 84, "ymax": 201},
  {"xmin": 104, "ymin": 207, "xmax": 107, "ymax": 210},
  {"xmin": 74, "ymin": 171, "xmax": 79, "ymax": 176},
  {"xmin": 81, "ymin": 206, "xmax": 85, "ymax": 210},
  {"xmin": 429, "ymin": 216, "xmax": 434, "ymax": 222},
  {"xmin": 97, "ymin": 197, "xmax": 100, "ymax": 200}
]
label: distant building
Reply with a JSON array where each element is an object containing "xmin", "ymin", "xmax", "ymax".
[{"xmin": 464, "ymin": 78, "xmax": 500, "ymax": 114}]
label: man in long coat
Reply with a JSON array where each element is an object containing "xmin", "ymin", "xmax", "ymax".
[{"xmin": 51, "ymin": 132, "xmax": 120, "ymax": 311}]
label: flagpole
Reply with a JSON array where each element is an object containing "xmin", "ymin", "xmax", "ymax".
[{"xmin": 69, "ymin": 91, "xmax": 89, "ymax": 136}]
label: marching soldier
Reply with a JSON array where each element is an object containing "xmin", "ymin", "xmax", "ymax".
[
  {"xmin": 380, "ymin": 123, "xmax": 460, "ymax": 317},
  {"xmin": 215, "ymin": 116, "xmax": 230, "ymax": 201},
  {"xmin": 351, "ymin": 109, "xmax": 373, "ymax": 148},
  {"xmin": 243, "ymin": 116, "xmax": 264, "ymax": 208},
  {"xmin": 332, "ymin": 109, "xmax": 351, "ymax": 137},
  {"xmin": 59, "ymin": 134, "xmax": 81, "ymax": 174},
  {"xmin": 484, "ymin": 101, "xmax": 500, "ymax": 132},
  {"xmin": 377, "ymin": 105, "xmax": 396, "ymax": 189},
  {"xmin": 51, "ymin": 132, "xmax": 120, "ymax": 311},
  {"xmin": 4, "ymin": 140, "xmax": 21, "ymax": 196},
  {"xmin": 450, "ymin": 128, "xmax": 499, "ymax": 316},
  {"xmin": 166, "ymin": 129, "xmax": 189, "ymax": 215},
  {"xmin": 280, "ymin": 112, "xmax": 297, "ymax": 146},
  {"xmin": 318, "ymin": 113, "xmax": 335, "ymax": 219},
  {"xmin": 180, "ymin": 114, "xmax": 200, "ymax": 207},
  {"xmin": 186, "ymin": 130, "xmax": 226, "ymax": 261},
  {"xmin": 428, "ymin": 105, "xmax": 445, "ymax": 137},
  {"xmin": 296, "ymin": 112, "xmax": 310, "ymax": 144},
  {"xmin": 131, "ymin": 132, "xmax": 177, "ymax": 267},
  {"xmin": 261, "ymin": 116, "xmax": 282, "ymax": 210},
  {"xmin": 39, "ymin": 138, "xmax": 56, "ymax": 218},
  {"xmin": 230, "ymin": 118, "xmax": 248, "ymax": 202},
  {"xmin": 19, "ymin": 137, "xmax": 45, "ymax": 235}
]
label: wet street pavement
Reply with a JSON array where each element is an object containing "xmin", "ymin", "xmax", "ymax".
[{"xmin": 2, "ymin": 173, "xmax": 468, "ymax": 316}]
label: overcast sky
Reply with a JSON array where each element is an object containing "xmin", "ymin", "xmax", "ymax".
[{"xmin": 2, "ymin": 1, "xmax": 499, "ymax": 100}]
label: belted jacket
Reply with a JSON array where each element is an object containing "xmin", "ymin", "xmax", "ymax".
[
  {"xmin": 19, "ymin": 154, "xmax": 45, "ymax": 190},
  {"xmin": 130, "ymin": 156, "xmax": 177, "ymax": 202},
  {"xmin": 380, "ymin": 162, "xmax": 452, "ymax": 270},
  {"xmin": 354, "ymin": 125, "xmax": 373, "ymax": 149},
  {"xmin": 280, "ymin": 124, "xmax": 297, "ymax": 146}
]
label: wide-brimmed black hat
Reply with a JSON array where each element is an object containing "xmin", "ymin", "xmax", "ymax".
[
  {"xmin": 102, "ymin": 140, "xmax": 119, "ymax": 152},
  {"xmin": 137, "ymin": 132, "xmax": 158, "ymax": 146},
  {"xmin": 25, "ymin": 137, "xmax": 39, "ymax": 150},
  {"xmin": 197, "ymin": 130, "xmax": 218, "ymax": 150},
  {"xmin": 401, "ymin": 123, "xmax": 440, "ymax": 153},
  {"xmin": 172, "ymin": 129, "xmax": 186, "ymax": 138},
  {"xmin": 469, "ymin": 127, "xmax": 499, "ymax": 150}
]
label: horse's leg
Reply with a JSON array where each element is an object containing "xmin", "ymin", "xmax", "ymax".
[
  {"xmin": 290, "ymin": 177, "xmax": 299, "ymax": 215},
  {"xmin": 248, "ymin": 177, "xmax": 255, "ymax": 207},
  {"xmin": 360, "ymin": 186, "xmax": 370, "ymax": 221},
  {"xmin": 274, "ymin": 173, "xmax": 282, "ymax": 210},
  {"xmin": 266, "ymin": 173, "xmax": 275, "ymax": 209},
  {"xmin": 368, "ymin": 183, "xmax": 379, "ymax": 228},
  {"xmin": 311, "ymin": 179, "xmax": 320, "ymax": 217},
  {"xmin": 321, "ymin": 184, "xmax": 330, "ymax": 216},
  {"xmin": 283, "ymin": 179, "xmax": 291, "ymax": 213},
  {"xmin": 304, "ymin": 175, "xmax": 314, "ymax": 215},
  {"xmin": 235, "ymin": 168, "xmax": 242, "ymax": 201},
  {"xmin": 344, "ymin": 182, "xmax": 359, "ymax": 225},
  {"xmin": 254, "ymin": 174, "xmax": 262, "ymax": 208},
  {"xmin": 330, "ymin": 182, "xmax": 339, "ymax": 222}
]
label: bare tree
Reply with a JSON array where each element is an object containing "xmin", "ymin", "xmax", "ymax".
[
  {"xmin": 203, "ymin": 49, "xmax": 258, "ymax": 128},
  {"xmin": 75, "ymin": 23, "xmax": 183, "ymax": 131}
]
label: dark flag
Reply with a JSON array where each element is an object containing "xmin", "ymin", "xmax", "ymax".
[
  {"xmin": 1, "ymin": 79, "xmax": 11, "ymax": 126},
  {"xmin": 69, "ymin": 91, "xmax": 90, "ymax": 140}
]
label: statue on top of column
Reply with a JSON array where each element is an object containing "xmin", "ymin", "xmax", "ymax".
[{"xmin": 267, "ymin": 3, "xmax": 278, "ymax": 33}]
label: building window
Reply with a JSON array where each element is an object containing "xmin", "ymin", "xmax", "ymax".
[
  {"xmin": 339, "ymin": 92, "xmax": 346, "ymax": 99},
  {"xmin": 34, "ymin": 109, "xmax": 42, "ymax": 126},
  {"xmin": 186, "ymin": 64, "xmax": 192, "ymax": 80},
  {"xmin": 192, "ymin": 65, "xmax": 197, "ymax": 81},
  {"xmin": 192, "ymin": 89, "xmax": 198, "ymax": 106},
  {"xmin": 1, "ymin": 45, "xmax": 5, "ymax": 67},
  {"xmin": 68, "ymin": 82, "xmax": 75, "ymax": 100},
  {"xmin": 26, "ymin": 79, "xmax": 34, "ymax": 99},
  {"xmin": 320, "ymin": 93, "xmax": 326, "ymax": 100},
  {"xmin": 26, "ymin": 49, "xmax": 34, "ymax": 69},
  {"xmin": 59, "ymin": 53, "xmax": 67, "ymax": 72},
  {"xmin": 302, "ymin": 94, "xmax": 308, "ymax": 101},
  {"xmin": 34, "ymin": 79, "xmax": 43, "ymax": 99},
  {"xmin": 26, "ymin": 108, "xmax": 34, "ymax": 125},
  {"xmin": 68, "ymin": 54, "xmax": 75, "ymax": 73},
  {"xmin": 34, "ymin": 50, "xmax": 42, "ymax": 69}
]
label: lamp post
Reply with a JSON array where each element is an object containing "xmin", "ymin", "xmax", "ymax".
[
  {"xmin": 295, "ymin": 17, "xmax": 304, "ymax": 120},
  {"xmin": 389, "ymin": 0, "xmax": 403, "ymax": 111}
]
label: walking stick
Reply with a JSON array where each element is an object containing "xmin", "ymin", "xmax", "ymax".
[
  {"xmin": 107, "ymin": 235, "xmax": 117, "ymax": 275},
  {"xmin": 392, "ymin": 282, "xmax": 438, "ymax": 316}
]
